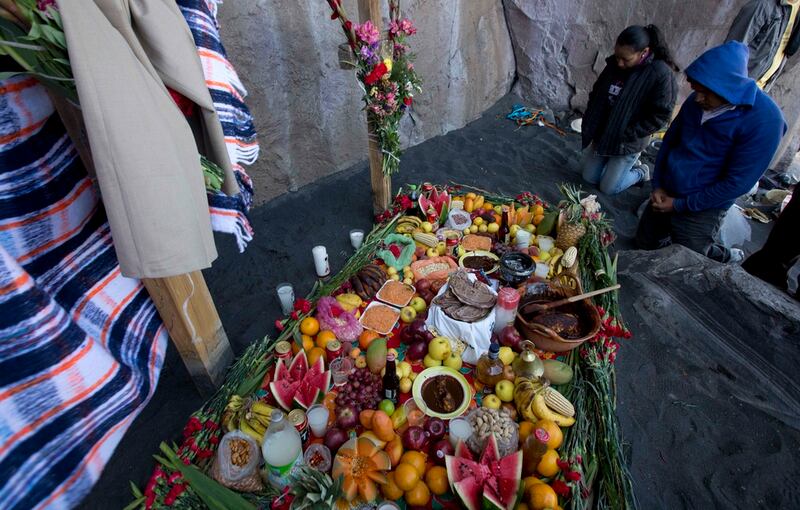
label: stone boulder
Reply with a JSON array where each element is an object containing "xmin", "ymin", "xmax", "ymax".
[{"xmin": 218, "ymin": 0, "xmax": 514, "ymax": 203}]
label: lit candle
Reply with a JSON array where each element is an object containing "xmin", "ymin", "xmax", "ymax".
[
  {"xmin": 349, "ymin": 229, "xmax": 365, "ymax": 250},
  {"xmin": 276, "ymin": 283, "xmax": 294, "ymax": 315},
  {"xmin": 312, "ymin": 245, "xmax": 330, "ymax": 277}
]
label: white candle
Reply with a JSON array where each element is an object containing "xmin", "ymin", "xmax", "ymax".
[
  {"xmin": 349, "ymin": 229, "xmax": 365, "ymax": 250},
  {"xmin": 276, "ymin": 283, "xmax": 294, "ymax": 315},
  {"xmin": 515, "ymin": 230, "xmax": 532, "ymax": 248},
  {"xmin": 312, "ymin": 245, "xmax": 330, "ymax": 277},
  {"xmin": 534, "ymin": 262, "xmax": 550, "ymax": 279},
  {"xmin": 537, "ymin": 236, "xmax": 555, "ymax": 253}
]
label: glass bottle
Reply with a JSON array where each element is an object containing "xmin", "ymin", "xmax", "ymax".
[
  {"xmin": 382, "ymin": 353, "xmax": 399, "ymax": 404},
  {"xmin": 498, "ymin": 206, "xmax": 510, "ymax": 245},
  {"xmin": 522, "ymin": 428, "xmax": 551, "ymax": 476},
  {"xmin": 262, "ymin": 410, "xmax": 303, "ymax": 489},
  {"xmin": 476, "ymin": 343, "xmax": 505, "ymax": 389}
]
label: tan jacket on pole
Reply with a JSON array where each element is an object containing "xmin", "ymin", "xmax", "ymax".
[{"xmin": 59, "ymin": 0, "xmax": 239, "ymax": 278}]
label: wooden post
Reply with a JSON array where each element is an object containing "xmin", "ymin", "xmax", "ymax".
[
  {"xmin": 50, "ymin": 95, "xmax": 234, "ymax": 396},
  {"xmin": 358, "ymin": 0, "xmax": 392, "ymax": 214},
  {"xmin": 143, "ymin": 272, "xmax": 233, "ymax": 395}
]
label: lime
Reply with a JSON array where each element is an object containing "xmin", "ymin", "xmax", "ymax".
[{"xmin": 379, "ymin": 399, "xmax": 396, "ymax": 416}]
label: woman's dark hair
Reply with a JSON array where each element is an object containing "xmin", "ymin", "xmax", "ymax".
[{"xmin": 617, "ymin": 24, "xmax": 680, "ymax": 72}]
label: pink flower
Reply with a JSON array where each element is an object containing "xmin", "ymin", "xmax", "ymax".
[{"xmin": 355, "ymin": 21, "xmax": 380, "ymax": 45}]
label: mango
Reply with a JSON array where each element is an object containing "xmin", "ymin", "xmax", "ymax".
[
  {"xmin": 366, "ymin": 337, "xmax": 387, "ymax": 374},
  {"xmin": 542, "ymin": 359, "xmax": 573, "ymax": 385}
]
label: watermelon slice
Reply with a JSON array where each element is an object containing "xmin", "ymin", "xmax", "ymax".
[
  {"xmin": 446, "ymin": 435, "xmax": 522, "ymax": 510},
  {"xmin": 269, "ymin": 350, "xmax": 330, "ymax": 411}
]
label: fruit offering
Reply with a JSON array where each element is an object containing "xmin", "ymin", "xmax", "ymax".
[{"xmin": 334, "ymin": 367, "xmax": 382, "ymax": 417}]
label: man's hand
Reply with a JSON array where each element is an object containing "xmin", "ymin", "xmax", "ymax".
[
  {"xmin": 652, "ymin": 194, "xmax": 675, "ymax": 213},
  {"xmin": 651, "ymin": 188, "xmax": 668, "ymax": 205}
]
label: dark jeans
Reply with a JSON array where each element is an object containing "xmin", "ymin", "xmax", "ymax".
[
  {"xmin": 636, "ymin": 202, "xmax": 731, "ymax": 262},
  {"xmin": 743, "ymin": 191, "xmax": 800, "ymax": 290}
]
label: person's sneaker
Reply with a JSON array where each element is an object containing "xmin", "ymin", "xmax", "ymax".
[
  {"xmin": 638, "ymin": 163, "xmax": 651, "ymax": 182},
  {"xmin": 728, "ymin": 248, "xmax": 745, "ymax": 264}
]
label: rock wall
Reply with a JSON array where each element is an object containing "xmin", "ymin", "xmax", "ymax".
[
  {"xmin": 503, "ymin": 0, "xmax": 800, "ymax": 168},
  {"xmin": 218, "ymin": 0, "xmax": 514, "ymax": 204}
]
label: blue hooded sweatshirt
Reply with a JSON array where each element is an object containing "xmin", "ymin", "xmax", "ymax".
[{"xmin": 652, "ymin": 41, "xmax": 786, "ymax": 213}]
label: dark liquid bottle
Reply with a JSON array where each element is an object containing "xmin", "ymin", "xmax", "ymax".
[
  {"xmin": 498, "ymin": 206, "xmax": 510, "ymax": 245},
  {"xmin": 383, "ymin": 353, "xmax": 399, "ymax": 403}
]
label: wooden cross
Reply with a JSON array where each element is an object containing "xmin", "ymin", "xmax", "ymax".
[{"xmin": 358, "ymin": 0, "xmax": 392, "ymax": 214}]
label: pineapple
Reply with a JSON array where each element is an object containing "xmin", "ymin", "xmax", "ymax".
[
  {"xmin": 556, "ymin": 184, "xmax": 587, "ymax": 250},
  {"xmin": 290, "ymin": 466, "xmax": 344, "ymax": 510}
]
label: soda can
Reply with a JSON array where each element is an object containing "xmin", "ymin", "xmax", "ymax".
[
  {"xmin": 287, "ymin": 409, "xmax": 309, "ymax": 442},
  {"xmin": 274, "ymin": 341, "xmax": 292, "ymax": 361},
  {"xmin": 326, "ymin": 340, "xmax": 343, "ymax": 360}
]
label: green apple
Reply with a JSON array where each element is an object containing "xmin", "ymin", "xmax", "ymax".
[
  {"xmin": 379, "ymin": 399, "xmax": 396, "ymax": 416},
  {"xmin": 483, "ymin": 394, "xmax": 502, "ymax": 409},
  {"xmin": 423, "ymin": 354, "xmax": 442, "ymax": 368},
  {"xmin": 495, "ymin": 380, "xmax": 514, "ymax": 402},
  {"xmin": 421, "ymin": 221, "xmax": 433, "ymax": 233},
  {"xmin": 426, "ymin": 247, "xmax": 438, "ymax": 257},
  {"xmin": 398, "ymin": 361, "xmax": 412, "ymax": 379},
  {"xmin": 428, "ymin": 336, "xmax": 451, "ymax": 361},
  {"xmin": 409, "ymin": 296, "xmax": 427, "ymax": 313},
  {"xmin": 400, "ymin": 306, "xmax": 417, "ymax": 323},
  {"xmin": 498, "ymin": 346, "xmax": 515, "ymax": 366},
  {"xmin": 443, "ymin": 352, "xmax": 463, "ymax": 371},
  {"xmin": 399, "ymin": 377, "xmax": 412, "ymax": 393}
]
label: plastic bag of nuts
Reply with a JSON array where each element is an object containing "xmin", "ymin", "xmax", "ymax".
[
  {"xmin": 210, "ymin": 430, "xmax": 263, "ymax": 492},
  {"xmin": 465, "ymin": 407, "xmax": 519, "ymax": 458}
]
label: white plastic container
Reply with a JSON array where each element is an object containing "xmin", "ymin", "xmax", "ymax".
[{"xmin": 262, "ymin": 410, "xmax": 303, "ymax": 489}]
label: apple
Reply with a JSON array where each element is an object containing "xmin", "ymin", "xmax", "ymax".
[
  {"xmin": 336, "ymin": 405, "xmax": 358, "ymax": 429},
  {"xmin": 502, "ymin": 364, "xmax": 516, "ymax": 382},
  {"xmin": 399, "ymin": 377, "xmax": 412, "ymax": 393},
  {"xmin": 400, "ymin": 306, "xmax": 417, "ymax": 323},
  {"xmin": 426, "ymin": 247, "xmax": 438, "ymax": 257},
  {"xmin": 495, "ymin": 380, "xmax": 514, "ymax": 402},
  {"xmin": 398, "ymin": 361, "xmax": 412, "ymax": 378},
  {"xmin": 423, "ymin": 354, "xmax": 442, "ymax": 368},
  {"xmin": 415, "ymin": 247, "xmax": 426, "ymax": 259},
  {"xmin": 421, "ymin": 221, "xmax": 433, "ymax": 233},
  {"xmin": 501, "ymin": 403, "xmax": 518, "ymax": 421},
  {"xmin": 498, "ymin": 346, "xmax": 515, "ymax": 366},
  {"xmin": 409, "ymin": 296, "xmax": 427, "ymax": 313},
  {"xmin": 379, "ymin": 399, "xmax": 396, "ymax": 416},
  {"xmin": 428, "ymin": 337, "xmax": 451, "ymax": 361},
  {"xmin": 482, "ymin": 394, "xmax": 502, "ymax": 410},
  {"xmin": 443, "ymin": 352, "xmax": 463, "ymax": 371}
]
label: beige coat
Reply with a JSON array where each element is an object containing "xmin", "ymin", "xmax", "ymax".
[{"xmin": 59, "ymin": 0, "xmax": 239, "ymax": 278}]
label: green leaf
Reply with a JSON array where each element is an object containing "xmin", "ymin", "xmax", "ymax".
[
  {"xmin": 121, "ymin": 497, "xmax": 144, "ymax": 510},
  {"xmin": 129, "ymin": 480, "xmax": 143, "ymax": 498},
  {"xmin": 39, "ymin": 24, "xmax": 66, "ymax": 49}
]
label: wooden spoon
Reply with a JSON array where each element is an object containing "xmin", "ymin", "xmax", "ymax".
[{"xmin": 520, "ymin": 284, "xmax": 621, "ymax": 315}]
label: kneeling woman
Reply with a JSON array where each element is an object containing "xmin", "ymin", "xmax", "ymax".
[{"xmin": 580, "ymin": 24, "xmax": 678, "ymax": 194}]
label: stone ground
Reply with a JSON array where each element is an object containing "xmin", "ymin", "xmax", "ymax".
[{"xmin": 83, "ymin": 94, "xmax": 798, "ymax": 509}]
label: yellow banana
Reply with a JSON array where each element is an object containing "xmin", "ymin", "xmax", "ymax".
[
  {"xmin": 247, "ymin": 417, "xmax": 267, "ymax": 435},
  {"xmin": 250, "ymin": 401, "xmax": 275, "ymax": 417},
  {"xmin": 532, "ymin": 393, "xmax": 575, "ymax": 427},
  {"xmin": 239, "ymin": 417, "xmax": 264, "ymax": 443}
]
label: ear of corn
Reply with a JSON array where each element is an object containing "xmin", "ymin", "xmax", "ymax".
[{"xmin": 544, "ymin": 387, "xmax": 575, "ymax": 417}]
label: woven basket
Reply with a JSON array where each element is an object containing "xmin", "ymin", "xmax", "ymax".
[{"xmin": 515, "ymin": 274, "xmax": 600, "ymax": 353}]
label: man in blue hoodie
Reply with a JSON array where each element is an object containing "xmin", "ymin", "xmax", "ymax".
[{"xmin": 636, "ymin": 41, "xmax": 787, "ymax": 262}]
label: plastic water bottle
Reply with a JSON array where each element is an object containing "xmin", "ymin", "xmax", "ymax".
[{"xmin": 262, "ymin": 410, "xmax": 303, "ymax": 489}]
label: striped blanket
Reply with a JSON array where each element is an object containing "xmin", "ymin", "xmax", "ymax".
[
  {"xmin": 179, "ymin": 0, "xmax": 260, "ymax": 250},
  {"xmin": 0, "ymin": 76, "xmax": 168, "ymax": 509}
]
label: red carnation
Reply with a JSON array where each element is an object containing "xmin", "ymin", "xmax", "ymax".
[
  {"xmin": 565, "ymin": 470, "xmax": 582, "ymax": 481},
  {"xmin": 403, "ymin": 96, "xmax": 412, "ymax": 106},
  {"xmin": 551, "ymin": 480, "xmax": 571, "ymax": 497},
  {"xmin": 364, "ymin": 61, "xmax": 388, "ymax": 85},
  {"xmin": 290, "ymin": 310, "xmax": 300, "ymax": 321},
  {"xmin": 275, "ymin": 319, "xmax": 285, "ymax": 331}
]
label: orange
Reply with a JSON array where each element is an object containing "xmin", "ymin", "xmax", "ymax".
[
  {"xmin": 527, "ymin": 483, "xmax": 558, "ymax": 510},
  {"xmin": 316, "ymin": 330, "xmax": 336, "ymax": 349},
  {"xmin": 382, "ymin": 472, "xmax": 404, "ymax": 500},
  {"xmin": 400, "ymin": 451, "xmax": 427, "ymax": 477},
  {"xmin": 307, "ymin": 347, "xmax": 326, "ymax": 366},
  {"xmin": 534, "ymin": 419, "xmax": 563, "ymax": 449},
  {"xmin": 536, "ymin": 449, "xmax": 560, "ymax": 478},
  {"xmin": 524, "ymin": 476, "xmax": 544, "ymax": 494},
  {"xmin": 359, "ymin": 330, "xmax": 381, "ymax": 350},
  {"xmin": 291, "ymin": 341, "xmax": 301, "ymax": 355},
  {"xmin": 533, "ymin": 214, "xmax": 545, "ymax": 225},
  {"xmin": 301, "ymin": 334, "xmax": 314, "ymax": 351},
  {"xmin": 404, "ymin": 480, "xmax": 431, "ymax": 506},
  {"xmin": 424, "ymin": 466, "xmax": 448, "ymax": 496},
  {"xmin": 394, "ymin": 463, "xmax": 420, "ymax": 491},
  {"xmin": 534, "ymin": 204, "xmax": 545, "ymax": 216},
  {"xmin": 517, "ymin": 504, "xmax": 530, "ymax": 510},
  {"xmin": 300, "ymin": 317, "xmax": 320, "ymax": 336},
  {"xmin": 518, "ymin": 421, "xmax": 536, "ymax": 444}
]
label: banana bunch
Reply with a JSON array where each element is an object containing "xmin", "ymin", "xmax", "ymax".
[
  {"xmin": 239, "ymin": 401, "xmax": 275, "ymax": 444},
  {"xmin": 396, "ymin": 216, "xmax": 422, "ymax": 234},
  {"xmin": 221, "ymin": 395, "xmax": 275, "ymax": 443},
  {"xmin": 514, "ymin": 378, "xmax": 575, "ymax": 427}
]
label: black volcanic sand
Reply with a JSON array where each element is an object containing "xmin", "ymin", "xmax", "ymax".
[{"xmin": 84, "ymin": 94, "xmax": 796, "ymax": 509}]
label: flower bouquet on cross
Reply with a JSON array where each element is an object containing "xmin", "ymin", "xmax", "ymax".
[{"xmin": 325, "ymin": 0, "xmax": 422, "ymax": 176}]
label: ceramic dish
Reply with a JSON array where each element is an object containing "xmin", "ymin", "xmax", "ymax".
[
  {"xmin": 411, "ymin": 366, "xmax": 472, "ymax": 419},
  {"xmin": 458, "ymin": 250, "xmax": 500, "ymax": 274},
  {"xmin": 358, "ymin": 301, "xmax": 401, "ymax": 336}
]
